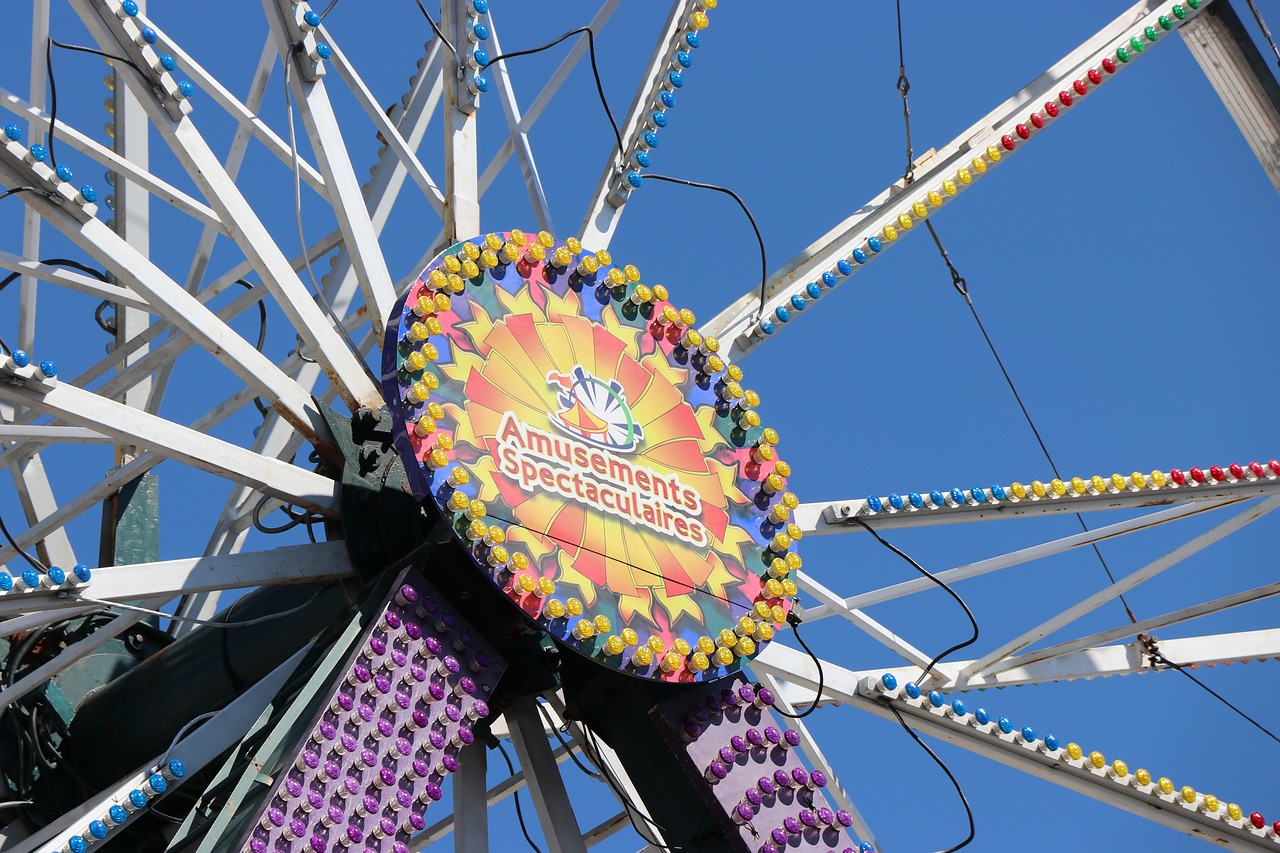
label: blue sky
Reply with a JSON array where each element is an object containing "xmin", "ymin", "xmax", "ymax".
[{"xmin": 3, "ymin": 1, "xmax": 1279, "ymax": 851}]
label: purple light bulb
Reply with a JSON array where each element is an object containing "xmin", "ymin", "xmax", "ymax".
[
  {"xmin": 738, "ymin": 685, "xmax": 757, "ymax": 705},
  {"xmin": 408, "ymin": 709, "xmax": 430, "ymax": 732},
  {"xmin": 284, "ymin": 778, "xmax": 303, "ymax": 799},
  {"xmin": 425, "ymin": 781, "xmax": 444, "ymax": 802},
  {"xmin": 390, "ymin": 648, "xmax": 408, "ymax": 668},
  {"xmin": 250, "ymin": 838, "xmax": 267, "ymax": 853},
  {"xmin": 323, "ymin": 804, "xmax": 345, "ymax": 827},
  {"xmin": 356, "ymin": 703, "xmax": 374, "ymax": 723},
  {"xmin": 782, "ymin": 728, "xmax": 801, "ymax": 748},
  {"xmin": 452, "ymin": 725, "xmax": 475, "ymax": 747},
  {"xmin": 367, "ymin": 636, "xmax": 386, "ymax": 658},
  {"xmin": 791, "ymin": 768, "xmax": 809, "ymax": 787},
  {"xmin": 704, "ymin": 695, "xmax": 723, "ymax": 715},
  {"xmin": 330, "ymin": 693, "xmax": 354, "ymax": 714},
  {"xmin": 808, "ymin": 770, "xmax": 827, "ymax": 789},
  {"xmin": 745, "ymin": 728, "xmax": 764, "ymax": 748},
  {"xmin": 341, "ymin": 824, "xmax": 364, "ymax": 847},
  {"xmin": 733, "ymin": 803, "xmax": 754, "ymax": 824},
  {"xmin": 763, "ymin": 725, "xmax": 781, "ymax": 745},
  {"xmin": 782, "ymin": 816, "xmax": 801, "ymax": 835},
  {"xmin": 309, "ymin": 834, "xmax": 326, "ymax": 852},
  {"xmin": 720, "ymin": 688, "xmax": 742, "ymax": 708},
  {"xmin": 744, "ymin": 788, "xmax": 763, "ymax": 807},
  {"xmin": 375, "ymin": 767, "xmax": 397, "ymax": 789},
  {"xmin": 323, "ymin": 760, "xmax": 341, "ymax": 781},
  {"xmin": 799, "ymin": 809, "xmax": 817, "ymax": 828},
  {"xmin": 261, "ymin": 807, "xmax": 285, "ymax": 829},
  {"xmin": 424, "ymin": 636, "xmax": 443, "ymax": 656},
  {"xmin": 704, "ymin": 760, "xmax": 727, "ymax": 782},
  {"xmin": 405, "ymin": 621, "xmax": 422, "ymax": 641},
  {"xmin": 730, "ymin": 735, "xmax": 749, "ymax": 754},
  {"xmin": 337, "ymin": 732, "xmax": 358, "ymax": 755},
  {"xmin": 396, "ymin": 788, "xmax": 414, "ymax": 810},
  {"xmin": 395, "ymin": 584, "xmax": 418, "ymax": 607},
  {"xmin": 757, "ymin": 776, "xmax": 776, "ymax": 797},
  {"xmin": 439, "ymin": 705, "xmax": 462, "ymax": 725},
  {"xmin": 438, "ymin": 656, "xmax": 460, "ymax": 677},
  {"xmin": 373, "ymin": 674, "xmax": 392, "ymax": 695},
  {"xmin": 415, "ymin": 597, "xmax": 438, "ymax": 618},
  {"xmin": 393, "ymin": 737, "xmax": 414, "ymax": 758},
  {"xmin": 755, "ymin": 686, "xmax": 776, "ymax": 707},
  {"xmin": 318, "ymin": 720, "xmax": 337, "ymax": 741},
  {"xmin": 773, "ymin": 769, "xmax": 792, "ymax": 788},
  {"xmin": 358, "ymin": 794, "xmax": 380, "ymax": 818},
  {"xmin": 428, "ymin": 681, "xmax": 446, "ymax": 701},
  {"xmin": 470, "ymin": 651, "xmax": 491, "ymax": 672},
  {"xmin": 383, "ymin": 611, "xmax": 402, "ymax": 631},
  {"xmin": 286, "ymin": 818, "xmax": 307, "ymax": 841},
  {"xmin": 394, "ymin": 690, "xmax": 412, "ymax": 711},
  {"xmin": 718, "ymin": 746, "xmax": 736, "ymax": 764},
  {"xmin": 376, "ymin": 718, "xmax": 394, "ymax": 739},
  {"xmin": 358, "ymin": 748, "xmax": 378, "ymax": 769},
  {"xmin": 691, "ymin": 707, "xmax": 710, "ymax": 725},
  {"xmin": 468, "ymin": 699, "xmax": 490, "ymax": 720},
  {"xmin": 341, "ymin": 776, "xmax": 360, "ymax": 798},
  {"xmin": 376, "ymin": 816, "xmax": 396, "ymax": 839},
  {"xmin": 836, "ymin": 810, "xmax": 853, "ymax": 828},
  {"xmin": 454, "ymin": 676, "xmax": 476, "ymax": 697},
  {"xmin": 411, "ymin": 758, "xmax": 430, "ymax": 779},
  {"xmin": 429, "ymin": 729, "xmax": 447, "ymax": 750},
  {"xmin": 680, "ymin": 721, "xmax": 701, "ymax": 742},
  {"xmin": 770, "ymin": 828, "xmax": 788, "ymax": 846},
  {"xmin": 296, "ymin": 749, "xmax": 320, "ymax": 771},
  {"xmin": 347, "ymin": 664, "xmax": 371, "ymax": 686},
  {"xmin": 816, "ymin": 807, "xmax": 834, "ymax": 827}
]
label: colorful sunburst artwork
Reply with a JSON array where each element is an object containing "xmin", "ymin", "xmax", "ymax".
[{"xmin": 381, "ymin": 230, "xmax": 802, "ymax": 683}]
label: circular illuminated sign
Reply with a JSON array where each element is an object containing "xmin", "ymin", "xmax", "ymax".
[{"xmin": 382, "ymin": 231, "xmax": 800, "ymax": 682}]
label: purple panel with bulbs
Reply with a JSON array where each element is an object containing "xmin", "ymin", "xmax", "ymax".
[
  {"xmin": 650, "ymin": 675, "xmax": 859, "ymax": 853},
  {"xmin": 237, "ymin": 569, "xmax": 504, "ymax": 853}
]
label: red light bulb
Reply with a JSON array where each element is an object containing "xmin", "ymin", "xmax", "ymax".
[
  {"xmin": 1030, "ymin": 113, "xmax": 1044, "ymax": 129},
  {"xmin": 1190, "ymin": 466, "xmax": 1206, "ymax": 483},
  {"xmin": 1015, "ymin": 123, "xmax": 1030, "ymax": 140},
  {"xmin": 1088, "ymin": 69, "xmax": 1102, "ymax": 84},
  {"xmin": 1073, "ymin": 79, "xmax": 1088, "ymax": 95},
  {"xmin": 1170, "ymin": 468, "xmax": 1186, "ymax": 485},
  {"xmin": 1044, "ymin": 101, "xmax": 1059, "ymax": 117},
  {"xmin": 1270, "ymin": 460, "xmax": 1280, "ymax": 476},
  {"xmin": 1250, "ymin": 812, "xmax": 1265, "ymax": 829},
  {"xmin": 1102, "ymin": 58, "xmax": 1117, "ymax": 73},
  {"xmin": 1059, "ymin": 90, "xmax": 1074, "ymax": 106},
  {"xmin": 1250, "ymin": 461, "xmax": 1266, "ymax": 477},
  {"xmin": 1229, "ymin": 463, "xmax": 1244, "ymax": 479},
  {"xmin": 1210, "ymin": 465, "xmax": 1226, "ymax": 481},
  {"xmin": 1001, "ymin": 135, "xmax": 1016, "ymax": 150}
]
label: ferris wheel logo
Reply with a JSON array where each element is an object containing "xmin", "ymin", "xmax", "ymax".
[{"xmin": 546, "ymin": 366, "xmax": 644, "ymax": 453}]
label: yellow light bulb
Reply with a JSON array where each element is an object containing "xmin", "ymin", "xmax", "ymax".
[
  {"xmin": 1151, "ymin": 470, "xmax": 1167, "ymax": 487},
  {"xmin": 741, "ymin": 410, "xmax": 761, "ymax": 428},
  {"xmin": 882, "ymin": 224, "xmax": 898, "ymax": 242},
  {"xmin": 502, "ymin": 243, "xmax": 521, "ymax": 263},
  {"xmin": 1227, "ymin": 803, "xmax": 1243, "ymax": 821},
  {"xmin": 1203, "ymin": 795, "xmax": 1219, "ymax": 814},
  {"xmin": 443, "ymin": 254, "xmax": 461, "ymax": 273},
  {"xmin": 651, "ymin": 284, "xmax": 668, "ymax": 302},
  {"xmin": 986, "ymin": 144, "xmax": 1002, "ymax": 162},
  {"xmin": 660, "ymin": 305, "xmax": 679, "ymax": 325},
  {"xmin": 1067, "ymin": 476, "xmax": 1084, "ymax": 495},
  {"xmin": 781, "ymin": 579, "xmax": 798, "ymax": 596},
  {"xmin": 691, "ymin": 9, "xmax": 709, "ymax": 28},
  {"xmin": 466, "ymin": 500, "xmax": 486, "ymax": 519},
  {"xmin": 716, "ymin": 628, "xmax": 736, "ymax": 648},
  {"xmin": 524, "ymin": 243, "xmax": 545, "ymax": 263},
  {"xmin": 742, "ymin": 389, "xmax": 761, "ymax": 408},
  {"xmin": 690, "ymin": 651, "xmax": 710, "ymax": 672},
  {"xmin": 1089, "ymin": 751, "xmax": 1105, "ymax": 769},
  {"xmin": 1182, "ymin": 786, "xmax": 1197, "ymax": 804},
  {"xmin": 1135, "ymin": 768, "xmax": 1151, "ymax": 786},
  {"xmin": 566, "ymin": 598, "xmax": 583, "ymax": 617},
  {"xmin": 593, "ymin": 248, "xmax": 611, "ymax": 266},
  {"xmin": 661, "ymin": 651, "xmax": 682, "ymax": 672},
  {"xmin": 767, "ymin": 503, "xmax": 788, "ymax": 524},
  {"xmin": 785, "ymin": 522, "xmax": 803, "ymax": 541},
  {"xmin": 703, "ymin": 0, "xmax": 717, "ymax": 8},
  {"xmin": 1088, "ymin": 475, "xmax": 1104, "ymax": 493},
  {"xmin": 765, "ymin": 579, "xmax": 784, "ymax": 598},
  {"xmin": 912, "ymin": 201, "xmax": 928, "ymax": 219},
  {"xmin": 735, "ymin": 636, "xmax": 756, "ymax": 657},
  {"xmin": 703, "ymin": 355, "xmax": 724, "ymax": 375},
  {"xmin": 647, "ymin": 636, "xmax": 665, "ymax": 654},
  {"xmin": 537, "ymin": 230, "xmax": 555, "ymax": 248},
  {"xmin": 406, "ymin": 350, "xmax": 427, "ymax": 371},
  {"xmin": 715, "ymin": 646, "xmax": 735, "ymax": 666},
  {"xmin": 486, "ymin": 524, "xmax": 503, "ymax": 543},
  {"xmin": 424, "ymin": 316, "xmax": 444, "ymax": 335},
  {"xmin": 428, "ymin": 269, "xmax": 448, "ymax": 289},
  {"xmin": 679, "ymin": 308, "xmax": 696, "ymax": 327},
  {"xmin": 971, "ymin": 156, "xmax": 988, "ymax": 174},
  {"xmin": 536, "ymin": 577, "xmax": 555, "ymax": 597},
  {"xmin": 770, "ymin": 604, "xmax": 786, "ymax": 624},
  {"xmin": 928, "ymin": 190, "xmax": 943, "ymax": 207},
  {"xmin": 897, "ymin": 212, "xmax": 913, "ymax": 230},
  {"xmin": 757, "ymin": 622, "xmax": 775, "ymax": 641},
  {"xmin": 785, "ymin": 552, "xmax": 802, "ymax": 570},
  {"xmin": 466, "ymin": 519, "xmax": 488, "ymax": 541},
  {"xmin": 737, "ymin": 615, "xmax": 756, "ymax": 636},
  {"xmin": 723, "ymin": 365, "xmax": 743, "ymax": 383},
  {"xmin": 957, "ymin": 167, "xmax": 972, "ymax": 185},
  {"xmin": 683, "ymin": 329, "xmax": 704, "ymax": 350},
  {"xmin": 414, "ymin": 416, "xmax": 437, "ymax": 437},
  {"xmin": 408, "ymin": 321, "xmax": 429, "ymax": 342},
  {"xmin": 551, "ymin": 247, "xmax": 572, "ymax": 267},
  {"xmin": 1158, "ymin": 777, "xmax": 1174, "ymax": 796},
  {"xmin": 622, "ymin": 628, "xmax": 640, "ymax": 647},
  {"xmin": 1011, "ymin": 482, "xmax": 1026, "ymax": 499},
  {"xmin": 696, "ymin": 635, "xmax": 715, "ymax": 654},
  {"xmin": 593, "ymin": 615, "xmax": 611, "ymax": 634},
  {"xmin": 487, "ymin": 545, "xmax": 509, "ymax": 566},
  {"xmin": 632, "ymin": 645, "xmax": 654, "ymax": 667},
  {"xmin": 544, "ymin": 598, "xmax": 565, "ymax": 619},
  {"xmin": 427, "ymin": 449, "xmax": 449, "ymax": 469},
  {"xmin": 447, "ymin": 274, "xmax": 464, "ymax": 294},
  {"xmin": 448, "ymin": 491, "xmax": 469, "ymax": 511},
  {"xmin": 448, "ymin": 467, "xmax": 470, "ymax": 486},
  {"xmin": 461, "ymin": 259, "xmax": 479, "ymax": 279},
  {"xmin": 607, "ymin": 267, "xmax": 625, "ymax": 287},
  {"xmin": 703, "ymin": 335, "xmax": 720, "ymax": 353},
  {"xmin": 1131, "ymin": 471, "xmax": 1146, "ymax": 489},
  {"xmin": 1066, "ymin": 742, "xmax": 1083, "ymax": 761},
  {"xmin": 1112, "ymin": 759, "xmax": 1128, "ymax": 777},
  {"xmin": 480, "ymin": 249, "xmax": 500, "ymax": 269},
  {"xmin": 484, "ymin": 233, "xmax": 503, "ymax": 250},
  {"xmin": 461, "ymin": 241, "xmax": 480, "ymax": 260},
  {"xmin": 1050, "ymin": 478, "xmax": 1066, "ymax": 496},
  {"xmin": 622, "ymin": 264, "xmax": 640, "ymax": 283},
  {"xmin": 433, "ymin": 434, "xmax": 453, "ymax": 452},
  {"xmin": 515, "ymin": 573, "xmax": 536, "ymax": 594},
  {"xmin": 774, "ymin": 458, "xmax": 793, "ymax": 476},
  {"xmin": 511, "ymin": 552, "xmax": 529, "ymax": 571},
  {"xmin": 770, "ymin": 532, "xmax": 791, "ymax": 553},
  {"xmin": 509, "ymin": 229, "xmax": 527, "ymax": 247},
  {"xmin": 565, "ymin": 237, "xmax": 582, "ymax": 254},
  {"xmin": 942, "ymin": 179, "xmax": 958, "ymax": 196},
  {"xmin": 1031, "ymin": 480, "xmax": 1047, "ymax": 498},
  {"xmin": 574, "ymin": 618, "xmax": 595, "ymax": 639},
  {"xmin": 761, "ymin": 427, "xmax": 780, "ymax": 446},
  {"xmin": 753, "ymin": 601, "xmax": 772, "ymax": 620},
  {"xmin": 673, "ymin": 637, "xmax": 691, "ymax": 656},
  {"xmin": 425, "ymin": 401, "xmax": 444, "ymax": 420},
  {"xmin": 1111, "ymin": 473, "xmax": 1127, "ymax": 491},
  {"xmin": 604, "ymin": 635, "xmax": 624, "ymax": 656}
]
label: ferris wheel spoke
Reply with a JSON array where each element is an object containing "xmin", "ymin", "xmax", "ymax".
[
  {"xmin": 0, "ymin": 380, "xmax": 339, "ymax": 516},
  {"xmin": 958, "ymin": 497, "xmax": 1280, "ymax": 681},
  {"xmin": 702, "ymin": 0, "xmax": 1206, "ymax": 362},
  {"xmin": 800, "ymin": 499, "xmax": 1244, "ymax": 624},
  {"xmin": 0, "ymin": 250, "xmax": 148, "ymax": 309},
  {"xmin": 578, "ymin": 0, "xmax": 700, "ymax": 249},
  {"xmin": 798, "ymin": 570, "xmax": 933, "ymax": 670},
  {"xmin": 4, "ymin": 449, "xmax": 77, "ymax": 570},
  {"xmin": 484, "ymin": 11, "xmax": 554, "ymax": 233},
  {"xmin": 0, "ymin": 87, "xmax": 221, "ymax": 226}
]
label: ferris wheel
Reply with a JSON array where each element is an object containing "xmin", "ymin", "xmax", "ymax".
[{"xmin": 1, "ymin": 0, "xmax": 1279, "ymax": 851}]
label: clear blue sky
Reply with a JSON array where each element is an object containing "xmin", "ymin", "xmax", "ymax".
[{"xmin": 3, "ymin": 1, "xmax": 1279, "ymax": 851}]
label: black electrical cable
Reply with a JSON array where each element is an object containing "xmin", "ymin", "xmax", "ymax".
[
  {"xmin": 770, "ymin": 617, "xmax": 824, "ymax": 719},
  {"xmin": 495, "ymin": 741, "xmax": 544, "ymax": 853},
  {"xmin": 1244, "ymin": 0, "xmax": 1280, "ymax": 68},
  {"xmin": 881, "ymin": 699, "xmax": 975, "ymax": 853},
  {"xmin": 45, "ymin": 39, "xmax": 151, "ymax": 171},
  {"xmin": 854, "ymin": 518, "xmax": 978, "ymax": 683},
  {"xmin": 0, "ymin": 187, "xmax": 52, "ymax": 204},
  {"xmin": 251, "ymin": 493, "xmax": 325, "ymax": 536},
  {"xmin": 0, "ymin": 258, "xmax": 108, "ymax": 295},
  {"xmin": 482, "ymin": 27, "xmax": 623, "ymax": 162},
  {"xmin": 0, "ymin": 510, "xmax": 49, "ymax": 572},
  {"xmin": 534, "ymin": 699, "xmax": 601, "ymax": 781},
  {"xmin": 411, "ymin": 0, "xmax": 457, "ymax": 60}
]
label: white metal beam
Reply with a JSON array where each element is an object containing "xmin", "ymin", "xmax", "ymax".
[
  {"xmin": 506, "ymin": 696, "xmax": 588, "ymax": 853},
  {"xmin": 441, "ymin": 0, "xmax": 480, "ymax": 240},
  {"xmin": 454, "ymin": 744, "xmax": 489, "ymax": 853},
  {"xmin": 0, "ymin": 251, "xmax": 149, "ymax": 310}
]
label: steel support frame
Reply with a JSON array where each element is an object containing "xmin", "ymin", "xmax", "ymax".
[
  {"xmin": 441, "ymin": 0, "xmax": 480, "ymax": 242},
  {"xmin": 505, "ymin": 696, "xmax": 589, "ymax": 853}
]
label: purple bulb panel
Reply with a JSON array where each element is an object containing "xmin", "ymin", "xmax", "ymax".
[
  {"xmin": 239, "ymin": 569, "xmax": 505, "ymax": 852},
  {"xmin": 650, "ymin": 675, "xmax": 859, "ymax": 853}
]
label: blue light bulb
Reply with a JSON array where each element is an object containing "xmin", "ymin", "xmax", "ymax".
[
  {"xmin": 315, "ymin": 43, "xmax": 332, "ymax": 60},
  {"xmin": 659, "ymin": 90, "xmax": 676, "ymax": 109},
  {"xmin": 168, "ymin": 759, "xmax": 186, "ymax": 777},
  {"xmin": 89, "ymin": 821, "xmax": 108, "ymax": 839},
  {"xmin": 773, "ymin": 306, "xmax": 790, "ymax": 323},
  {"xmin": 951, "ymin": 699, "xmax": 967, "ymax": 716},
  {"xmin": 28, "ymin": 143, "xmax": 47, "ymax": 162},
  {"xmin": 472, "ymin": 23, "xmax": 489, "ymax": 40},
  {"xmin": 1021, "ymin": 726, "xmax": 1036, "ymax": 743},
  {"xmin": 651, "ymin": 110, "xmax": 667, "ymax": 128},
  {"xmin": 149, "ymin": 774, "xmax": 167, "ymax": 793},
  {"xmin": 21, "ymin": 569, "xmax": 39, "ymax": 589},
  {"xmin": 47, "ymin": 566, "xmax": 65, "ymax": 585},
  {"xmin": 991, "ymin": 484, "xmax": 1006, "ymax": 501},
  {"xmin": 880, "ymin": 673, "xmax": 897, "ymax": 690},
  {"xmin": 971, "ymin": 487, "xmax": 987, "ymax": 503},
  {"xmin": 998, "ymin": 716, "xmax": 1013, "ymax": 734},
  {"xmin": 888, "ymin": 492, "xmax": 903, "ymax": 510},
  {"xmin": 633, "ymin": 151, "xmax": 650, "ymax": 167},
  {"xmin": 39, "ymin": 359, "xmax": 56, "ymax": 378},
  {"xmin": 685, "ymin": 32, "xmax": 700, "ymax": 48},
  {"xmin": 80, "ymin": 185, "xmax": 98, "ymax": 203},
  {"xmin": 121, "ymin": 0, "xmax": 139, "ymax": 15},
  {"xmin": 109, "ymin": 805, "xmax": 127, "ymax": 824},
  {"xmin": 866, "ymin": 495, "xmax": 882, "ymax": 512},
  {"xmin": 821, "ymin": 271, "xmax": 837, "ymax": 288},
  {"xmin": 472, "ymin": 0, "xmax": 488, "ymax": 12},
  {"xmin": 908, "ymin": 492, "xmax": 923, "ymax": 509},
  {"xmin": 11, "ymin": 350, "xmax": 30, "ymax": 367},
  {"xmin": 928, "ymin": 690, "xmax": 943, "ymax": 708},
  {"xmin": 627, "ymin": 171, "xmax": 643, "ymax": 188},
  {"xmin": 852, "ymin": 247, "xmax": 867, "ymax": 264},
  {"xmin": 129, "ymin": 789, "xmax": 147, "ymax": 808},
  {"xmin": 675, "ymin": 50, "xmax": 692, "ymax": 68},
  {"xmin": 0, "ymin": 572, "xmax": 12, "ymax": 591},
  {"xmin": 860, "ymin": 844, "xmax": 874, "ymax": 853},
  {"xmin": 758, "ymin": 319, "xmax": 774, "ymax": 335},
  {"xmin": 974, "ymin": 707, "xmax": 989, "ymax": 724},
  {"xmin": 929, "ymin": 489, "xmax": 945, "ymax": 507},
  {"xmin": 806, "ymin": 283, "xmax": 821, "ymax": 299},
  {"xmin": 158, "ymin": 53, "xmax": 176, "ymax": 71},
  {"xmin": 951, "ymin": 488, "xmax": 965, "ymax": 505},
  {"xmin": 140, "ymin": 26, "xmax": 158, "ymax": 44},
  {"xmin": 69, "ymin": 837, "xmax": 87, "ymax": 853},
  {"xmin": 667, "ymin": 70, "xmax": 684, "ymax": 88},
  {"xmin": 903, "ymin": 682, "xmax": 920, "ymax": 699},
  {"xmin": 642, "ymin": 130, "xmax": 659, "ymax": 148},
  {"xmin": 868, "ymin": 236, "xmax": 882, "ymax": 252},
  {"xmin": 1044, "ymin": 734, "xmax": 1058, "ymax": 751},
  {"xmin": 473, "ymin": 48, "xmax": 488, "ymax": 66},
  {"xmin": 177, "ymin": 80, "xmax": 195, "ymax": 98},
  {"xmin": 472, "ymin": 75, "xmax": 489, "ymax": 93},
  {"xmin": 789, "ymin": 294, "xmax": 805, "ymax": 311},
  {"xmin": 303, "ymin": 10, "xmax": 321, "ymax": 26},
  {"xmin": 4, "ymin": 123, "xmax": 22, "ymax": 142},
  {"xmin": 74, "ymin": 564, "xmax": 92, "ymax": 583},
  {"xmin": 56, "ymin": 164, "xmax": 74, "ymax": 182},
  {"xmin": 837, "ymin": 258, "xmax": 854, "ymax": 275}
]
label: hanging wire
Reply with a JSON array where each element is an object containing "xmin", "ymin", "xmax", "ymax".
[
  {"xmin": 0, "ymin": 187, "xmax": 53, "ymax": 204},
  {"xmin": 66, "ymin": 584, "xmax": 333, "ymax": 630},
  {"xmin": 45, "ymin": 39, "xmax": 151, "ymax": 171},
  {"xmin": 1244, "ymin": 0, "xmax": 1280, "ymax": 68},
  {"xmin": 889, "ymin": 0, "xmax": 1136, "ymax": 624},
  {"xmin": 881, "ymin": 699, "xmax": 976, "ymax": 853},
  {"xmin": 855, "ymin": 519, "xmax": 978, "ymax": 683},
  {"xmin": 770, "ymin": 617, "xmax": 825, "ymax": 719},
  {"xmin": 410, "ymin": 0, "xmax": 458, "ymax": 60},
  {"xmin": 0, "ymin": 510, "xmax": 49, "ymax": 572},
  {"xmin": 495, "ymin": 741, "xmax": 544, "ymax": 853}
]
